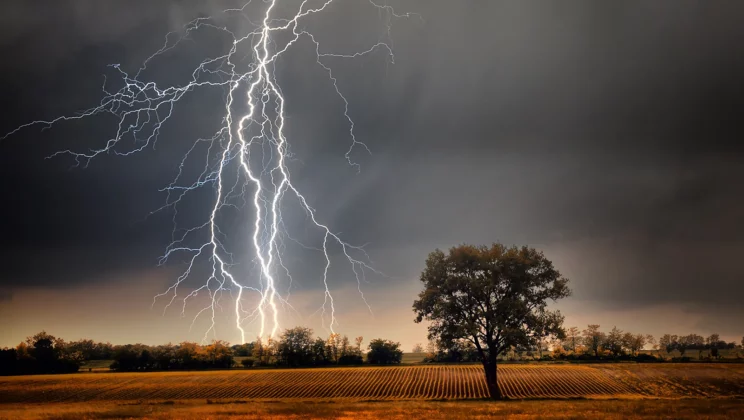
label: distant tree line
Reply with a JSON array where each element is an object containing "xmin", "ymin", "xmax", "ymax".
[
  {"xmin": 420, "ymin": 326, "xmax": 743, "ymax": 363},
  {"xmin": 658, "ymin": 333, "xmax": 738, "ymax": 360},
  {"xmin": 240, "ymin": 327, "xmax": 402, "ymax": 367},
  {"xmin": 1, "ymin": 328, "xmax": 403, "ymax": 375},
  {"xmin": 109, "ymin": 340, "xmax": 235, "ymax": 371},
  {"xmin": 0, "ymin": 331, "xmax": 83, "ymax": 375},
  {"xmin": 3, "ymin": 326, "xmax": 740, "ymax": 376}
]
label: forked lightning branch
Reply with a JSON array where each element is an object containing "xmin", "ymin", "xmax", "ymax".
[{"xmin": 2, "ymin": 0, "xmax": 415, "ymax": 343}]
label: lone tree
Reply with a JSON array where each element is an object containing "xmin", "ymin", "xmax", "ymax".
[{"xmin": 413, "ymin": 243, "xmax": 570, "ymax": 399}]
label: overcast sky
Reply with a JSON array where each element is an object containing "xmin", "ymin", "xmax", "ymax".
[{"xmin": 1, "ymin": 0, "xmax": 743, "ymax": 349}]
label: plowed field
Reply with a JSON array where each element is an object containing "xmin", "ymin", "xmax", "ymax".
[{"xmin": 1, "ymin": 364, "xmax": 742, "ymax": 403}]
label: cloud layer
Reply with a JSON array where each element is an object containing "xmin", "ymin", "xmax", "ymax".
[{"xmin": 1, "ymin": 1, "xmax": 743, "ymax": 346}]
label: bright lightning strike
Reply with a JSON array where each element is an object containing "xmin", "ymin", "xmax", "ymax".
[{"xmin": 3, "ymin": 0, "xmax": 417, "ymax": 343}]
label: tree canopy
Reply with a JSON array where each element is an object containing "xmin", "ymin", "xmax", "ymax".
[
  {"xmin": 277, "ymin": 327, "xmax": 314, "ymax": 367},
  {"xmin": 413, "ymin": 243, "xmax": 570, "ymax": 399},
  {"xmin": 367, "ymin": 339, "xmax": 403, "ymax": 364}
]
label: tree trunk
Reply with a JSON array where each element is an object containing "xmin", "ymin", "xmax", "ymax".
[{"xmin": 482, "ymin": 359, "xmax": 501, "ymax": 399}]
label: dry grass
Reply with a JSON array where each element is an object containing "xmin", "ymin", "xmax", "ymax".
[
  {"xmin": 1, "ymin": 399, "xmax": 743, "ymax": 419},
  {"xmin": 1, "ymin": 364, "xmax": 742, "ymax": 419}
]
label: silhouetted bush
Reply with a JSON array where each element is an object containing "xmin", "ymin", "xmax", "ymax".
[
  {"xmin": 0, "ymin": 349, "xmax": 18, "ymax": 375},
  {"xmin": 0, "ymin": 331, "xmax": 81, "ymax": 375},
  {"xmin": 634, "ymin": 353, "xmax": 660, "ymax": 363},
  {"xmin": 367, "ymin": 339, "xmax": 403, "ymax": 364},
  {"xmin": 337, "ymin": 354, "xmax": 364, "ymax": 365}
]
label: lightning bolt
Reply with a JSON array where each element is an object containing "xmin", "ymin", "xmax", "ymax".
[{"xmin": 3, "ymin": 0, "xmax": 417, "ymax": 343}]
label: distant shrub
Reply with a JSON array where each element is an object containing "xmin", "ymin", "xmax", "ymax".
[
  {"xmin": 240, "ymin": 358, "xmax": 255, "ymax": 368},
  {"xmin": 367, "ymin": 339, "xmax": 403, "ymax": 364},
  {"xmin": 634, "ymin": 353, "xmax": 659, "ymax": 363},
  {"xmin": 671, "ymin": 356, "xmax": 691, "ymax": 363},
  {"xmin": 338, "ymin": 354, "xmax": 364, "ymax": 365}
]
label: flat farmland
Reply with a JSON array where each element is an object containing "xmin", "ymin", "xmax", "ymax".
[
  {"xmin": 1, "ymin": 364, "xmax": 742, "ymax": 404},
  {"xmin": 3, "ymin": 399, "xmax": 744, "ymax": 420}
]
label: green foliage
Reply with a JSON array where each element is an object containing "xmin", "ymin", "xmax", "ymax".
[
  {"xmin": 0, "ymin": 331, "xmax": 81, "ymax": 375},
  {"xmin": 657, "ymin": 333, "xmax": 732, "ymax": 360},
  {"xmin": 312, "ymin": 337, "xmax": 329, "ymax": 365},
  {"xmin": 367, "ymin": 339, "xmax": 403, "ymax": 364},
  {"xmin": 622, "ymin": 333, "xmax": 652, "ymax": 356},
  {"xmin": 110, "ymin": 340, "xmax": 234, "ymax": 371},
  {"xmin": 65, "ymin": 339, "xmax": 114, "ymax": 360},
  {"xmin": 204, "ymin": 340, "xmax": 235, "ymax": 368},
  {"xmin": 413, "ymin": 243, "xmax": 570, "ymax": 399},
  {"xmin": 414, "ymin": 244, "xmax": 570, "ymax": 358},
  {"xmin": 150, "ymin": 344, "xmax": 176, "ymax": 369},
  {"xmin": 273, "ymin": 329, "xmax": 365, "ymax": 367},
  {"xmin": 276, "ymin": 327, "xmax": 315, "ymax": 367},
  {"xmin": 582, "ymin": 325, "xmax": 605, "ymax": 357},
  {"xmin": 565, "ymin": 327, "xmax": 581, "ymax": 353},
  {"xmin": 325, "ymin": 334, "xmax": 342, "ymax": 364},
  {"xmin": 604, "ymin": 327, "xmax": 625, "ymax": 356},
  {"xmin": 231, "ymin": 342, "xmax": 255, "ymax": 357},
  {"xmin": 338, "ymin": 354, "xmax": 364, "ymax": 365},
  {"xmin": 425, "ymin": 338, "xmax": 481, "ymax": 363}
]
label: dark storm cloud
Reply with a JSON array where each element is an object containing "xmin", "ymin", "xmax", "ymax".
[
  {"xmin": 0, "ymin": 290, "xmax": 11, "ymax": 304},
  {"xmin": 1, "ymin": 0, "xmax": 744, "ymax": 326}
]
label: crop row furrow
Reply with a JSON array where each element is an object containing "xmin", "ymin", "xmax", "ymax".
[{"xmin": 2, "ymin": 364, "xmax": 740, "ymax": 402}]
